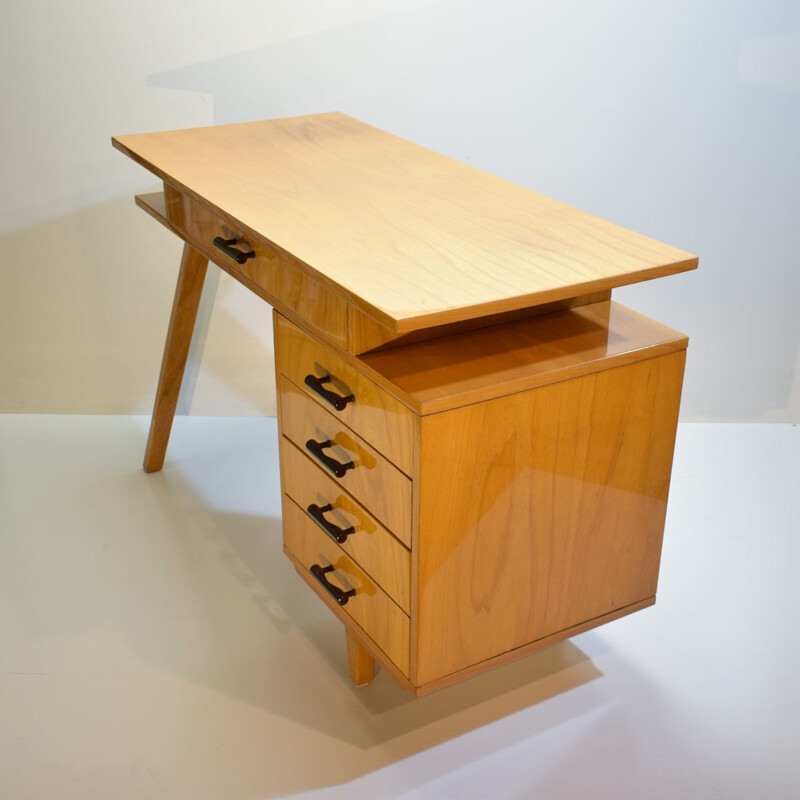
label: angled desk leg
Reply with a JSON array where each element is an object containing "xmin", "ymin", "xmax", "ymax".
[{"xmin": 143, "ymin": 243, "xmax": 209, "ymax": 473}]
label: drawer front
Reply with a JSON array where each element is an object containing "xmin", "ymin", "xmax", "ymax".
[
  {"xmin": 280, "ymin": 437, "xmax": 411, "ymax": 610},
  {"xmin": 164, "ymin": 184, "xmax": 347, "ymax": 346},
  {"xmin": 278, "ymin": 375, "xmax": 413, "ymax": 543},
  {"xmin": 275, "ymin": 314, "xmax": 415, "ymax": 475},
  {"xmin": 283, "ymin": 496, "xmax": 410, "ymax": 675}
]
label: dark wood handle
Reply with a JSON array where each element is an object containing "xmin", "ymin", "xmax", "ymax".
[
  {"xmin": 212, "ymin": 236, "xmax": 255, "ymax": 264},
  {"xmin": 307, "ymin": 503, "xmax": 355, "ymax": 543},
  {"xmin": 310, "ymin": 564, "xmax": 356, "ymax": 606},
  {"xmin": 305, "ymin": 439, "xmax": 355, "ymax": 478},
  {"xmin": 304, "ymin": 374, "xmax": 354, "ymax": 411}
]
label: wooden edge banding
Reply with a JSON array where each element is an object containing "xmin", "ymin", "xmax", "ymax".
[
  {"xmin": 135, "ymin": 191, "xmax": 167, "ymax": 221},
  {"xmin": 284, "ymin": 550, "xmax": 416, "ymax": 693},
  {"xmin": 133, "ymin": 193, "xmax": 689, "ymax": 420},
  {"xmin": 417, "ymin": 337, "xmax": 689, "ymax": 416},
  {"xmin": 409, "ymin": 412, "xmax": 422, "ymax": 687},
  {"xmin": 125, "ymin": 153, "xmax": 697, "ymax": 336},
  {"xmin": 124, "ymin": 157, "xmax": 401, "ymax": 330},
  {"xmin": 412, "ymin": 596, "xmax": 656, "ymax": 696},
  {"xmin": 291, "ymin": 542, "xmax": 655, "ymax": 696},
  {"xmin": 388, "ymin": 261, "xmax": 697, "ymax": 335},
  {"xmin": 347, "ymin": 291, "xmax": 613, "ymax": 355}
]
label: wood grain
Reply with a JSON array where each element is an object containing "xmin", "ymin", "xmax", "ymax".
[
  {"xmin": 124, "ymin": 118, "xmax": 695, "ymax": 696},
  {"xmin": 414, "ymin": 350, "xmax": 685, "ymax": 685},
  {"xmin": 347, "ymin": 291, "xmax": 612, "ymax": 354},
  {"xmin": 346, "ymin": 628, "xmax": 376, "ymax": 686},
  {"xmin": 165, "ymin": 184, "xmax": 348, "ymax": 346},
  {"xmin": 136, "ymin": 191, "xmax": 350, "ymax": 349},
  {"xmin": 275, "ymin": 313, "xmax": 415, "ymax": 474},
  {"xmin": 114, "ymin": 113, "xmax": 697, "ymax": 333},
  {"xmin": 282, "ymin": 496, "xmax": 410, "ymax": 675},
  {"xmin": 285, "ymin": 555, "xmax": 416, "ymax": 692},
  {"xmin": 280, "ymin": 437, "xmax": 411, "ymax": 609},
  {"xmin": 413, "ymin": 596, "xmax": 655, "ymax": 696},
  {"xmin": 143, "ymin": 243, "xmax": 208, "ymax": 473},
  {"xmin": 135, "ymin": 191, "xmax": 167, "ymax": 222},
  {"xmin": 361, "ymin": 301, "xmax": 688, "ymax": 414},
  {"xmin": 278, "ymin": 374, "xmax": 412, "ymax": 542}
]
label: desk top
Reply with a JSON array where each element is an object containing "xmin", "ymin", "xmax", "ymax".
[{"xmin": 113, "ymin": 113, "xmax": 697, "ymax": 332}]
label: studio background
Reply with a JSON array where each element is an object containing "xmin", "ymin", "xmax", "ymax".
[{"xmin": 1, "ymin": 0, "xmax": 798, "ymax": 421}]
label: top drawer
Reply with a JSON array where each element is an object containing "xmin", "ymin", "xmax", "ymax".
[
  {"xmin": 164, "ymin": 184, "xmax": 348, "ymax": 347},
  {"xmin": 275, "ymin": 314, "xmax": 415, "ymax": 475}
]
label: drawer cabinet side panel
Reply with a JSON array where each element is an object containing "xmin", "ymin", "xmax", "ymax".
[{"xmin": 414, "ymin": 350, "xmax": 686, "ymax": 685}]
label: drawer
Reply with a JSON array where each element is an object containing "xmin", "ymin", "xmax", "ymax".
[
  {"xmin": 275, "ymin": 314, "xmax": 415, "ymax": 475},
  {"xmin": 280, "ymin": 437, "xmax": 411, "ymax": 610},
  {"xmin": 278, "ymin": 374, "xmax": 413, "ymax": 543},
  {"xmin": 282, "ymin": 496, "xmax": 410, "ymax": 675},
  {"xmin": 164, "ymin": 184, "xmax": 348, "ymax": 346}
]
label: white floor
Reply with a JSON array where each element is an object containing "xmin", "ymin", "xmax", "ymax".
[{"xmin": 0, "ymin": 416, "xmax": 798, "ymax": 800}]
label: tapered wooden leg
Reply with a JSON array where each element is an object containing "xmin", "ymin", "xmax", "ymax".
[
  {"xmin": 143, "ymin": 244, "xmax": 209, "ymax": 473},
  {"xmin": 346, "ymin": 628, "xmax": 376, "ymax": 686}
]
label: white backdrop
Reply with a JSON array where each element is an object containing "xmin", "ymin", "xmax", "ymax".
[{"xmin": 1, "ymin": 1, "xmax": 798, "ymax": 421}]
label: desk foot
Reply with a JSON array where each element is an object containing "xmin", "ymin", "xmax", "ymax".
[
  {"xmin": 143, "ymin": 243, "xmax": 208, "ymax": 473},
  {"xmin": 346, "ymin": 628, "xmax": 376, "ymax": 686}
]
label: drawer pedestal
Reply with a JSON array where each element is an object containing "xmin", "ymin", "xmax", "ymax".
[
  {"xmin": 275, "ymin": 306, "xmax": 686, "ymax": 694},
  {"xmin": 114, "ymin": 113, "xmax": 697, "ymax": 697}
]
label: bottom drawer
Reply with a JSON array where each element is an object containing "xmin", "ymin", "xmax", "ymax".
[{"xmin": 282, "ymin": 496, "xmax": 410, "ymax": 676}]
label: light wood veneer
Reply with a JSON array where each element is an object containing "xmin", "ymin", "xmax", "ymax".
[
  {"xmin": 415, "ymin": 350, "xmax": 685, "ymax": 684},
  {"xmin": 278, "ymin": 375, "xmax": 413, "ymax": 542},
  {"xmin": 274, "ymin": 302, "xmax": 688, "ymax": 693},
  {"xmin": 115, "ymin": 113, "xmax": 696, "ymax": 695},
  {"xmin": 114, "ymin": 113, "xmax": 697, "ymax": 334},
  {"xmin": 280, "ymin": 437, "xmax": 411, "ymax": 611},
  {"xmin": 143, "ymin": 243, "xmax": 208, "ymax": 473},
  {"xmin": 282, "ymin": 496, "xmax": 410, "ymax": 675},
  {"xmin": 360, "ymin": 301, "xmax": 688, "ymax": 414},
  {"xmin": 275, "ymin": 314, "xmax": 415, "ymax": 473}
]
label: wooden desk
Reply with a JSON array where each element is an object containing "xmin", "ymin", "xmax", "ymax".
[{"xmin": 113, "ymin": 113, "xmax": 697, "ymax": 695}]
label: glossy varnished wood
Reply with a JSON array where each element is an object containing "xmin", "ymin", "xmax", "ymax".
[
  {"xmin": 347, "ymin": 291, "xmax": 612, "ymax": 354},
  {"xmin": 143, "ymin": 243, "xmax": 208, "ymax": 473},
  {"xmin": 345, "ymin": 628, "xmax": 376, "ymax": 686},
  {"xmin": 413, "ymin": 596, "xmax": 655, "ymax": 696},
  {"xmin": 165, "ymin": 185, "xmax": 348, "ymax": 346},
  {"xmin": 135, "ymin": 191, "xmax": 350, "ymax": 350},
  {"xmin": 135, "ymin": 191, "xmax": 167, "ymax": 223},
  {"xmin": 414, "ymin": 350, "xmax": 686, "ymax": 685},
  {"xmin": 275, "ymin": 314, "xmax": 415, "ymax": 473},
  {"xmin": 282, "ymin": 496, "xmax": 410, "ymax": 675},
  {"xmin": 118, "ymin": 118, "xmax": 696, "ymax": 697},
  {"xmin": 280, "ymin": 437, "xmax": 411, "ymax": 610},
  {"xmin": 278, "ymin": 375, "xmax": 413, "ymax": 542},
  {"xmin": 114, "ymin": 113, "xmax": 697, "ymax": 333},
  {"xmin": 361, "ymin": 301, "xmax": 688, "ymax": 414},
  {"xmin": 285, "ymin": 552, "xmax": 415, "ymax": 693}
]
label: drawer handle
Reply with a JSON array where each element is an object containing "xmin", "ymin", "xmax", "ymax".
[
  {"xmin": 304, "ymin": 374, "xmax": 354, "ymax": 411},
  {"xmin": 310, "ymin": 563, "xmax": 356, "ymax": 606},
  {"xmin": 212, "ymin": 236, "xmax": 255, "ymax": 265},
  {"xmin": 307, "ymin": 503, "xmax": 355, "ymax": 544},
  {"xmin": 305, "ymin": 439, "xmax": 355, "ymax": 478}
]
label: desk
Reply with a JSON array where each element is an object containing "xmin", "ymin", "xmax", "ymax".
[{"xmin": 113, "ymin": 113, "xmax": 697, "ymax": 695}]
